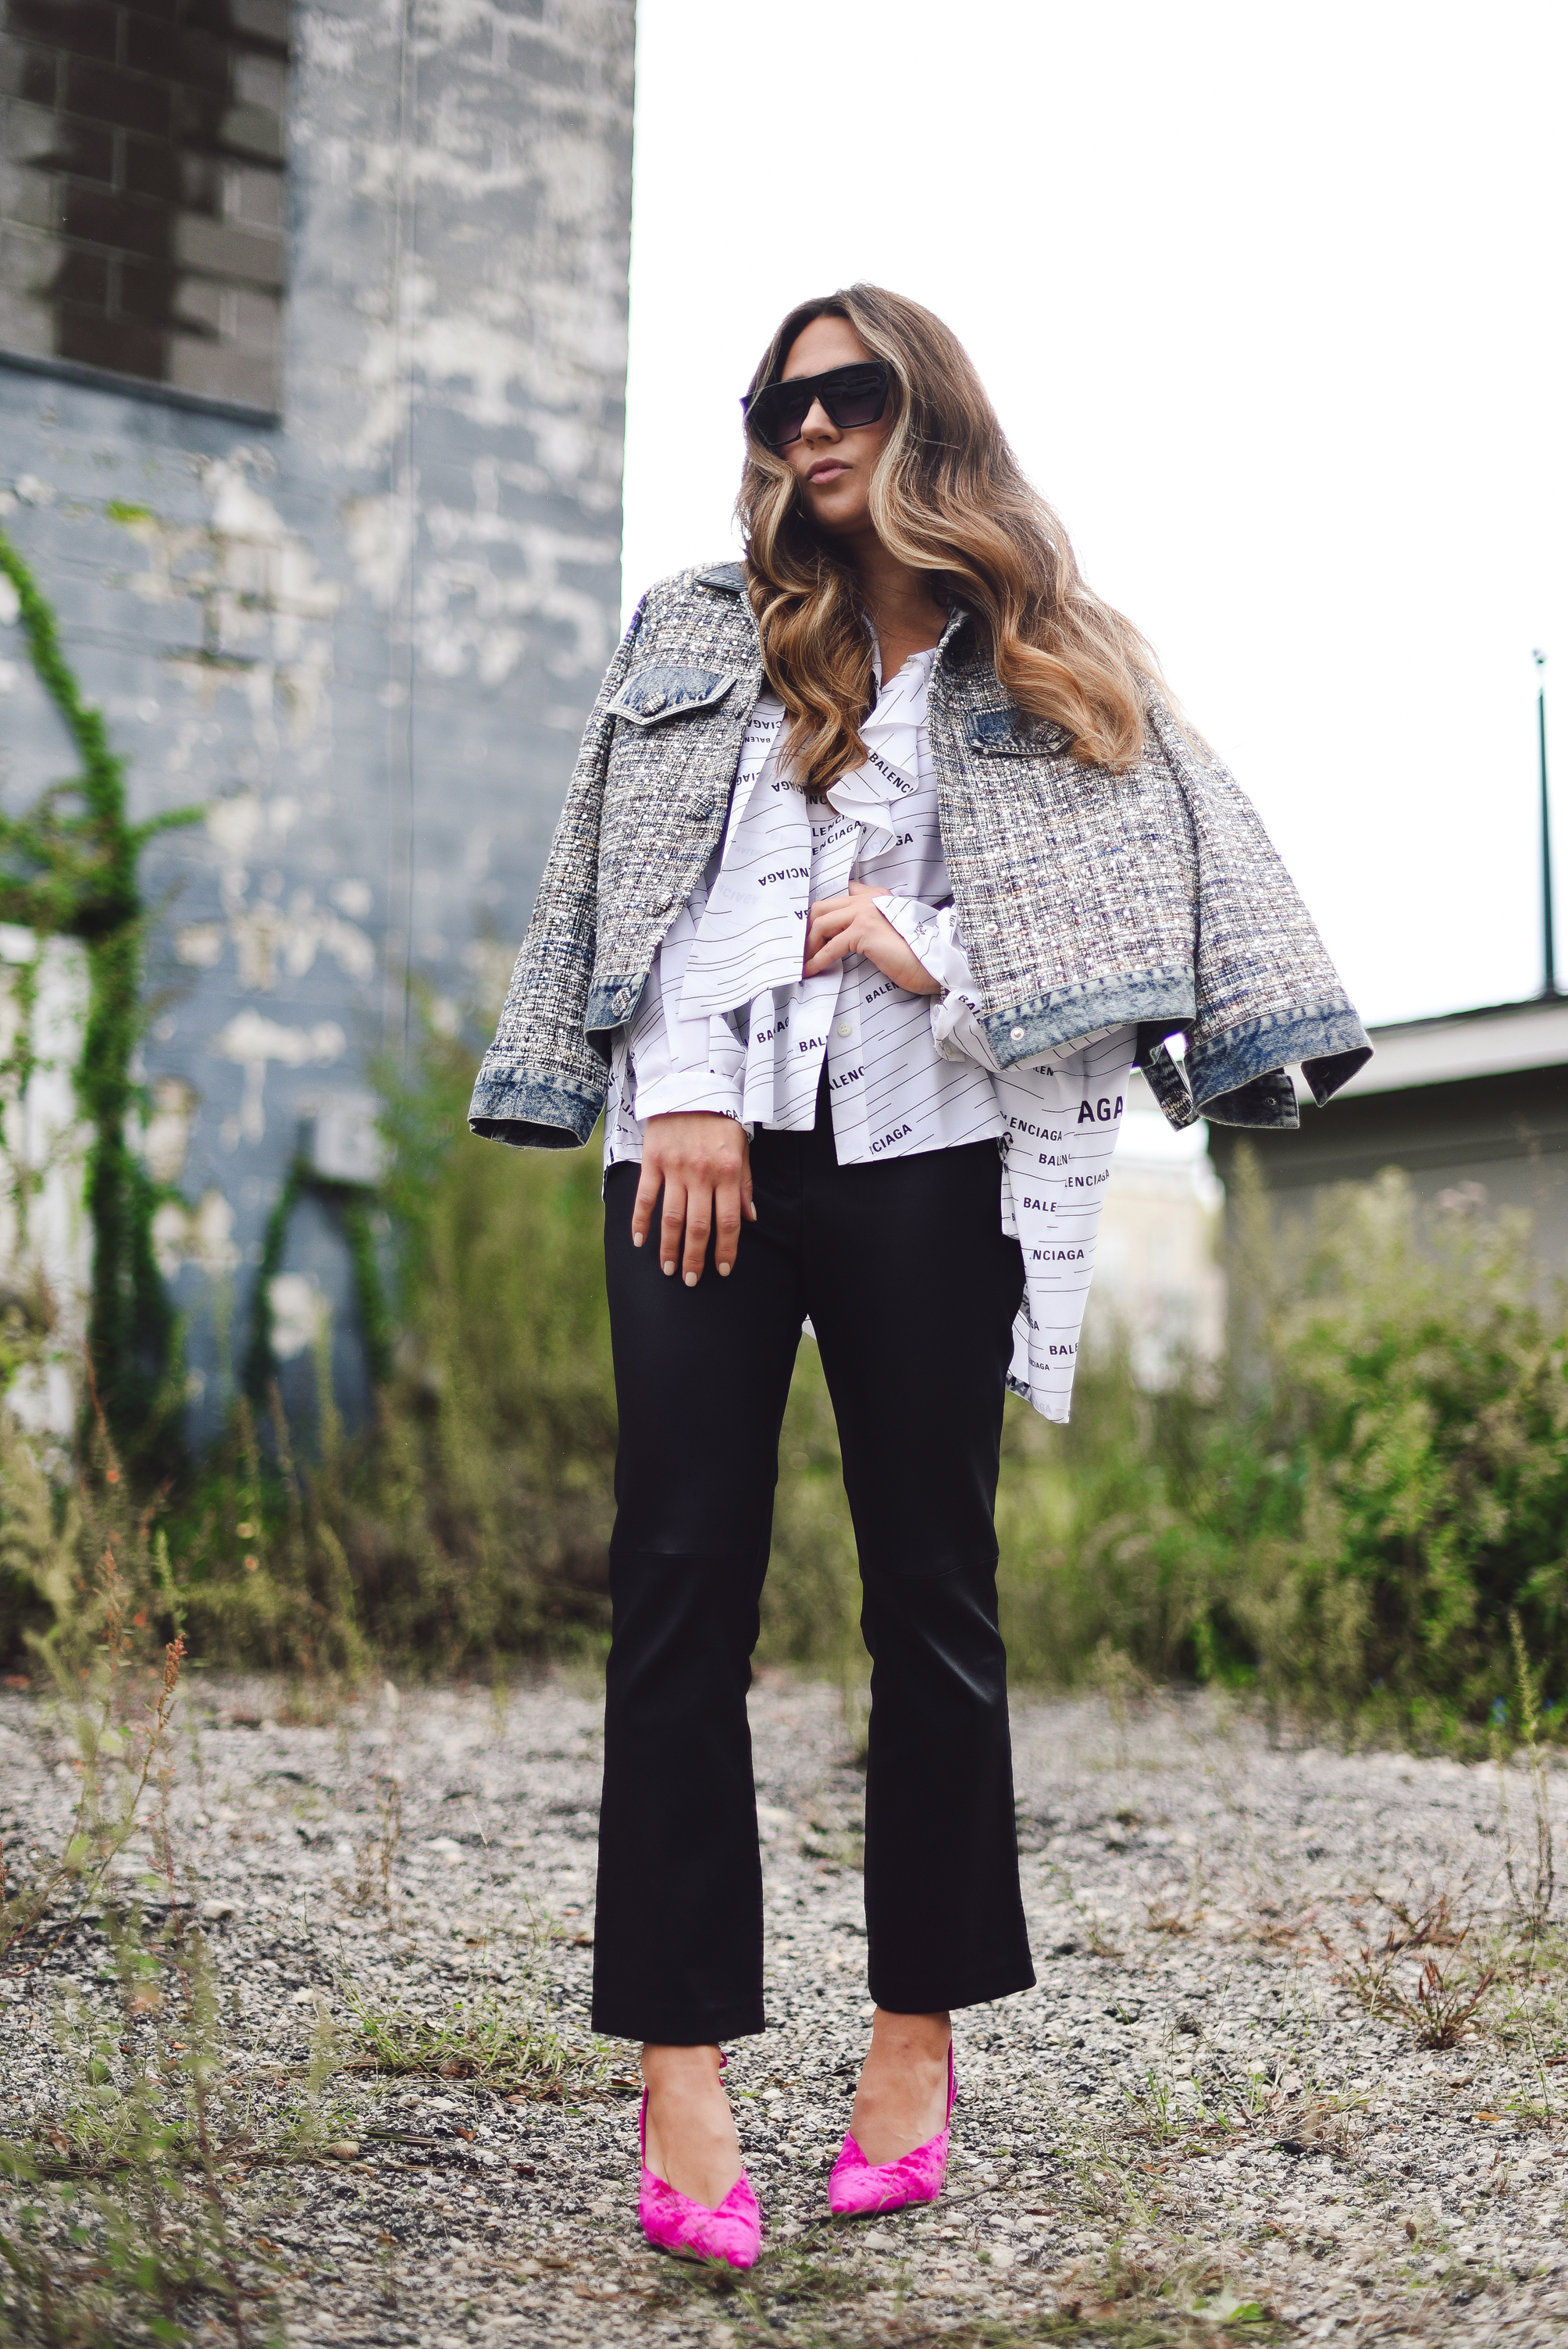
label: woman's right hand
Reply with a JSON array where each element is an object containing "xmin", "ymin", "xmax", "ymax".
[{"xmin": 632, "ymin": 1114, "xmax": 756, "ymax": 1284}]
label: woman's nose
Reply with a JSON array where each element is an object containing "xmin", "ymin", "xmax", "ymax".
[{"xmin": 799, "ymin": 397, "xmax": 839, "ymax": 444}]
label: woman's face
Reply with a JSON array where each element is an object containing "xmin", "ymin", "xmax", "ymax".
[{"xmin": 773, "ymin": 314, "xmax": 892, "ymax": 540}]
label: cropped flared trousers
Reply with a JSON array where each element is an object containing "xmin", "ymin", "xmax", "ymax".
[{"xmin": 590, "ymin": 1087, "xmax": 1038, "ymax": 2045}]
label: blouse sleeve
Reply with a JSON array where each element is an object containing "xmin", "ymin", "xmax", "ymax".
[
  {"xmin": 624, "ymin": 899, "xmax": 747, "ymax": 1124},
  {"xmin": 876, "ymin": 896, "xmax": 1002, "ymax": 1072}
]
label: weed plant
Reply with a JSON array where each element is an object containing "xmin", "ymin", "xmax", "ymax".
[
  {"xmin": 1316, "ymin": 1628, "xmax": 1563, "ymax": 2061},
  {"xmin": 342, "ymin": 1987, "xmax": 610, "ymax": 2099},
  {"xmin": 0, "ymin": 1562, "xmax": 263, "ymax": 2344}
]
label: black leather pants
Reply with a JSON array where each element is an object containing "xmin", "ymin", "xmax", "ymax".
[{"xmin": 590, "ymin": 1093, "xmax": 1036, "ymax": 2045}]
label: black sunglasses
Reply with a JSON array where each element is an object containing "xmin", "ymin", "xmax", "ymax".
[{"xmin": 740, "ymin": 362, "xmax": 891, "ymax": 451}]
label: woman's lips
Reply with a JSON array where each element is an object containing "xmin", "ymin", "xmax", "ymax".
[{"xmin": 807, "ymin": 462, "xmax": 847, "ymax": 483}]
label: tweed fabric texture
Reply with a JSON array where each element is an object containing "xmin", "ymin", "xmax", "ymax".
[{"xmin": 470, "ymin": 564, "xmax": 1370, "ymax": 1148}]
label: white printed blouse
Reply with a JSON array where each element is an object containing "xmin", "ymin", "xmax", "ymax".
[{"xmin": 603, "ymin": 647, "xmax": 1135, "ymax": 1421}]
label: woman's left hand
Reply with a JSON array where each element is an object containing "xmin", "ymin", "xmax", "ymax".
[{"xmin": 803, "ymin": 882, "xmax": 940, "ymax": 995}]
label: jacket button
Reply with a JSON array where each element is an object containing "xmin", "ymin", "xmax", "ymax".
[
  {"xmin": 1010, "ymin": 1026, "xmax": 1026, "ymax": 1042},
  {"xmin": 642, "ymin": 689, "xmax": 667, "ymax": 714},
  {"xmin": 653, "ymin": 889, "xmax": 673, "ymax": 914}
]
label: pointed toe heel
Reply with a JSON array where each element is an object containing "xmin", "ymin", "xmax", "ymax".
[
  {"xmin": 828, "ymin": 2046, "xmax": 957, "ymax": 2219},
  {"xmin": 637, "ymin": 2088, "xmax": 762, "ymax": 2269}
]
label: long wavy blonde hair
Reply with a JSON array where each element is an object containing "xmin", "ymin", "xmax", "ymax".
[{"xmin": 739, "ymin": 284, "xmax": 1164, "ymax": 794}]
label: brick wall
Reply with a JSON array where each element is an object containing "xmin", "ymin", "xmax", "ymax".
[{"xmin": 0, "ymin": 0, "xmax": 287, "ymax": 412}]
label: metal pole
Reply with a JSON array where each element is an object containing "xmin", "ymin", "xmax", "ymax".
[{"xmin": 1535, "ymin": 650, "xmax": 1555, "ymax": 996}]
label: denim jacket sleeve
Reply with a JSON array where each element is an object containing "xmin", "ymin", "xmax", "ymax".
[{"xmin": 468, "ymin": 607, "xmax": 644, "ymax": 1148}]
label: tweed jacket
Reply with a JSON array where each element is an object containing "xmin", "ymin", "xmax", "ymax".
[{"xmin": 470, "ymin": 562, "xmax": 1370, "ymax": 1148}]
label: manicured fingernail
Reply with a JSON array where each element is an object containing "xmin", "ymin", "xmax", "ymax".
[
  {"xmin": 662, "ymin": 1261, "xmax": 675, "ymax": 1276},
  {"xmin": 683, "ymin": 1272, "xmax": 697, "ymax": 1288},
  {"xmin": 718, "ymin": 1262, "xmax": 731, "ymax": 1277},
  {"xmin": 632, "ymin": 1233, "xmax": 643, "ymax": 1246}
]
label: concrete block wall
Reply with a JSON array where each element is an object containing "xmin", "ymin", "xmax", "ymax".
[{"xmin": 0, "ymin": 0, "xmax": 636, "ymax": 1439}]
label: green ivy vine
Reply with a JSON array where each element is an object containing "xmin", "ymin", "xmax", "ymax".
[
  {"xmin": 0, "ymin": 524, "xmax": 203, "ymax": 1460},
  {"xmin": 244, "ymin": 1158, "xmax": 394, "ymax": 1406}
]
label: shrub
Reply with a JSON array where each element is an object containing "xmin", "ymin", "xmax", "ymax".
[
  {"xmin": 994, "ymin": 1158, "xmax": 1568, "ymax": 1739},
  {"xmin": 1215, "ymin": 1160, "xmax": 1568, "ymax": 1735}
]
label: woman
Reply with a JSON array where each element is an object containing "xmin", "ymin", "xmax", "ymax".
[{"xmin": 472, "ymin": 285, "xmax": 1368, "ymax": 2265}]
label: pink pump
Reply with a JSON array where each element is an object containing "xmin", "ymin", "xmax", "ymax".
[
  {"xmin": 829, "ymin": 2045, "xmax": 957, "ymax": 2217},
  {"xmin": 637, "ymin": 2062, "xmax": 761, "ymax": 2269}
]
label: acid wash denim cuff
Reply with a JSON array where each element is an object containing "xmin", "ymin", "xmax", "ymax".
[{"xmin": 468, "ymin": 1054, "xmax": 604, "ymax": 1149}]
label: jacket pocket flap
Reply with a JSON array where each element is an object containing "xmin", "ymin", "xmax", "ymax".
[
  {"xmin": 608, "ymin": 666, "xmax": 738, "ymax": 728},
  {"xmin": 966, "ymin": 706, "xmax": 1073, "ymax": 757}
]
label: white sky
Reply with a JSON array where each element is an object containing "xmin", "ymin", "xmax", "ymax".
[{"xmin": 622, "ymin": 0, "xmax": 1568, "ymax": 1031}]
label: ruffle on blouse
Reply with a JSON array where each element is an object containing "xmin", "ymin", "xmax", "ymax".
[
  {"xmin": 679, "ymin": 654, "xmax": 926, "ymax": 1016},
  {"xmin": 676, "ymin": 652, "xmax": 994, "ymax": 1143}
]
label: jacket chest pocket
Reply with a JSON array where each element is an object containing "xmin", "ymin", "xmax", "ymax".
[
  {"xmin": 606, "ymin": 665, "xmax": 739, "ymax": 727},
  {"xmin": 603, "ymin": 667, "xmax": 748, "ymax": 865},
  {"xmin": 964, "ymin": 706, "xmax": 1074, "ymax": 760},
  {"xmin": 962, "ymin": 704, "xmax": 1135, "ymax": 817}
]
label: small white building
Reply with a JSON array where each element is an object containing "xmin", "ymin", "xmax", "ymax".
[{"xmin": 1089, "ymin": 1071, "xmax": 1225, "ymax": 1385}]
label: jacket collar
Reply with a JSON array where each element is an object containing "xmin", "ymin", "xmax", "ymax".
[
  {"xmin": 696, "ymin": 558, "xmax": 973, "ymax": 668},
  {"xmin": 694, "ymin": 561, "xmax": 747, "ymax": 595}
]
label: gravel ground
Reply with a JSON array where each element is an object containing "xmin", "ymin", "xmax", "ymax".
[{"xmin": 4, "ymin": 1671, "xmax": 1568, "ymax": 2347}]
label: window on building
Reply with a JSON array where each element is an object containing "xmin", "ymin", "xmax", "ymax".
[{"xmin": 0, "ymin": 0, "xmax": 287, "ymax": 414}]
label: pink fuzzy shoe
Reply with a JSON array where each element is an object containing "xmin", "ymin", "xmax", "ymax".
[
  {"xmin": 638, "ymin": 2089, "xmax": 761, "ymax": 2269},
  {"xmin": 829, "ymin": 2046, "xmax": 957, "ymax": 2217}
]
